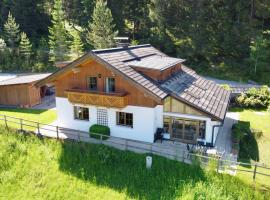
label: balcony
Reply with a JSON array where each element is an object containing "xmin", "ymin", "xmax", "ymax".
[{"xmin": 66, "ymin": 89, "xmax": 128, "ymax": 108}]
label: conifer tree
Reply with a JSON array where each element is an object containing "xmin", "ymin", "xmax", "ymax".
[
  {"xmin": 19, "ymin": 32, "xmax": 32, "ymax": 71},
  {"xmin": 19, "ymin": 32, "xmax": 32, "ymax": 58},
  {"xmin": 48, "ymin": 0, "xmax": 69, "ymax": 62},
  {"xmin": 70, "ymin": 30, "xmax": 84, "ymax": 59},
  {"xmin": 0, "ymin": 38, "xmax": 7, "ymax": 51},
  {"xmin": 4, "ymin": 12, "xmax": 20, "ymax": 49},
  {"xmin": 87, "ymin": 0, "xmax": 118, "ymax": 49}
]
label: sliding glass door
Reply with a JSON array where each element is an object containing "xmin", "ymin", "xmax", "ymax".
[{"xmin": 163, "ymin": 116, "xmax": 205, "ymax": 143}]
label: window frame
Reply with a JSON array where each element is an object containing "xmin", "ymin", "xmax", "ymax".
[
  {"xmin": 105, "ymin": 77, "xmax": 115, "ymax": 93},
  {"xmin": 116, "ymin": 112, "xmax": 133, "ymax": 128},
  {"xmin": 88, "ymin": 76, "xmax": 98, "ymax": 91},
  {"xmin": 74, "ymin": 106, "xmax": 89, "ymax": 121}
]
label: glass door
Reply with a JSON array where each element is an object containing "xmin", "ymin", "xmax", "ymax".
[
  {"xmin": 171, "ymin": 118, "xmax": 184, "ymax": 140},
  {"xmin": 105, "ymin": 77, "xmax": 115, "ymax": 93}
]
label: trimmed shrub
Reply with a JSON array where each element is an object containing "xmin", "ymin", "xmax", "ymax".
[
  {"xmin": 236, "ymin": 86, "xmax": 270, "ymax": 109},
  {"xmin": 89, "ymin": 124, "xmax": 110, "ymax": 140}
]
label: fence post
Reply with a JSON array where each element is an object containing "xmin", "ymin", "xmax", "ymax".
[
  {"xmin": 20, "ymin": 119, "xmax": 23, "ymax": 132},
  {"xmin": 253, "ymin": 163, "xmax": 257, "ymax": 181},
  {"xmin": 125, "ymin": 139, "xmax": 127, "ymax": 150},
  {"xmin": 182, "ymin": 151, "xmax": 185, "ymax": 162},
  {"xmin": 4, "ymin": 115, "xmax": 8, "ymax": 129},
  {"xmin": 78, "ymin": 131, "xmax": 81, "ymax": 141},
  {"xmin": 37, "ymin": 122, "xmax": 40, "ymax": 135},
  {"xmin": 217, "ymin": 157, "xmax": 220, "ymax": 173},
  {"xmin": 56, "ymin": 126, "xmax": 59, "ymax": 139}
]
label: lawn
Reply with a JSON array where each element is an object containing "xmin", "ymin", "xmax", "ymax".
[
  {"xmin": 0, "ymin": 126, "xmax": 268, "ymax": 200},
  {"xmin": 0, "ymin": 108, "xmax": 57, "ymax": 131},
  {"xmin": 230, "ymin": 108, "xmax": 270, "ymax": 189}
]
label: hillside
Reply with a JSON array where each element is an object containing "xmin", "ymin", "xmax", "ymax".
[{"xmin": 0, "ymin": 126, "xmax": 268, "ymax": 200}]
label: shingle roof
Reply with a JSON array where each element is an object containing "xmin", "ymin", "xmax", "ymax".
[
  {"xmin": 35, "ymin": 44, "xmax": 230, "ymax": 121},
  {"xmin": 93, "ymin": 44, "xmax": 168, "ymax": 99},
  {"xmin": 161, "ymin": 66, "xmax": 231, "ymax": 121},
  {"xmin": 126, "ymin": 55, "xmax": 184, "ymax": 70},
  {"xmin": 0, "ymin": 73, "xmax": 51, "ymax": 86}
]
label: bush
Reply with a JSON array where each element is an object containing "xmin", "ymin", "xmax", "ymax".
[
  {"xmin": 231, "ymin": 124, "xmax": 246, "ymax": 142},
  {"xmin": 89, "ymin": 124, "xmax": 110, "ymax": 140},
  {"xmin": 236, "ymin": 86, "xmax": 270, "ymax": 109}
]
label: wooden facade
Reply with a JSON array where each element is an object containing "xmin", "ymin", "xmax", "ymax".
[
  {"xmin": 0, "ymin": 83, "xmax": 41, "ymax": 107},
  {"xmin": 133, "ymin": 63, "xmax": 182, "ymax": 82},
  {"xmin": 54, "ymin": 60, "xmax": 161, "ymax": 107},
  {"xmin": 163, "ymin": 96, "xmax": 204, "ymax": 116}
]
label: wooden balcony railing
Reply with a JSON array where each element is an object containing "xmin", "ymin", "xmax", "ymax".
[{"xmin": 66, "ymin": 89, "xmax": 128, "ymax": 108}]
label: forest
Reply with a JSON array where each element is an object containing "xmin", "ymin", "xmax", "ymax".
[{"xmin": 0, "ymin": 0, "xmax": 270, "ymax": 84}]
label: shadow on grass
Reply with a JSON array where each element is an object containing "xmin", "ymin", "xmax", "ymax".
[
  {"xmin": 0, "ymin": 108, "xmax": 48, "ymax": 115},
  {"xmin": 237, "ymin": 121, "xmax": 259, "ymax": 167},
  {"xmin": 58, "ymin": 141, "xmax": 206, "ymax": 200}
]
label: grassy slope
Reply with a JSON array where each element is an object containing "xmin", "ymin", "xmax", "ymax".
[
  {"xmin": 0, "ymin": 126, "xmax": 268, "ymax": 200},
  {"xmin": 230, "ymin": 108, "xmax": 270, "ymax": 189},
  {"xmin": 0, "ymin": 108, "xmax": 57, "ymax": 131}
]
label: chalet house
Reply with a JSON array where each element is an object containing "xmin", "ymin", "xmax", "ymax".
[{"xmin": 37, "ymin": 44, "xmax": 230, "ymax": 146}]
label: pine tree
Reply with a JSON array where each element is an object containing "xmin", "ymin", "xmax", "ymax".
[
  {"xmin": 19, "ymin": 32, "xmax": 32, "ymax": 58},
  {"xmin": 4, "ymin": 12, "xmax": 20, "ymax": 49},
  {"xmin": 87, "ymin": 0, "xmax": 118, "ymax": 49},
  {"xmin": 0, "ymin": 38, "xmax": 7, "ymax": 51},
  {"xmin": 70, "ymin": 29, "xmax": 84, "ymax": 59},
  {"xmin": 48, "ymin": 0, "xmax": 69, "ymax": 62},
  {"xmin": 19, "ymin": 32, "xmax": 32, "ymax": 71}
]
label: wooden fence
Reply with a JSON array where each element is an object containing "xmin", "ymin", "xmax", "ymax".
[{"xmin": 0, "ymin": 113, "xmax": 270, "ymax": 183}]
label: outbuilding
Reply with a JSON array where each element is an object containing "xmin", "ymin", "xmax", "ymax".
[{"xmin": 0, "ymin": 73, "xmax": 51, "ymax": 107}]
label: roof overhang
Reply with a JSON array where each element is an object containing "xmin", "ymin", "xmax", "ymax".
[{"xmin": 169, "ymin": 93, "xmax": 228, "ymax": 122}]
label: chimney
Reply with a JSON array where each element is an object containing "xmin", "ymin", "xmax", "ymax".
[{"xmin": 114, "ymin": 37, "xmax": 129, "ymax": 48}]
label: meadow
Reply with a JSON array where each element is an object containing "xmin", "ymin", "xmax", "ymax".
[{"xmin": 0, "ymin": 125, "xmax": 268, "ymax": 200}]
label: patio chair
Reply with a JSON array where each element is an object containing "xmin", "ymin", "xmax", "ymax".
[{"xmin": 154, "ymin": 128, "xmax": 164, "ymax": 143}]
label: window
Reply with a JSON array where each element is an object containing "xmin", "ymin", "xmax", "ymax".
[
  {"xmin": 105, "ymin": 77, "xmax": 115, "ymax": 93},
  {"xmin": 74, "ymin": 106, "xmax": 89, "ymax": 121},
  {"xmin": 199, "ymin": 121, "xmax": 206, "ymax": 139},
  {"xmin": 163, "ymin": 116, "xmax": 170, "ymax": 133},
  {"xmin": 88, "ymin": 77, "xmax": 97, "ymax": 91},
  {"xmin": 116, "ymin": 112, "xmax": 133, "ymax": 128}
]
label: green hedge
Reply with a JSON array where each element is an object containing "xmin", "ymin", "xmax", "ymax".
[{"xmin": 89, "ymin": 124, "xmax": 110, "ymax": 140}]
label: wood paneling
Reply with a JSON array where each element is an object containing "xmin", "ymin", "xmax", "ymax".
[
  {"xmin": 163, "ymin": 96, "xmax": 204, "ymax": 116},
  {"xmin": 133, "ymin": 63, "xmax": 182, "ymax": 82},
  {"xmin": 0, "ymin": 84, "xmax": 41, "ymax": 107},
  {"xmin": 55, "ymin": 60, "xmax": 161, "ymax": 107}
]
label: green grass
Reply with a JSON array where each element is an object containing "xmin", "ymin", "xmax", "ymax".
[
  {"xmin": 0, "ymin": 108, "xmax": 57, "ymax": 131},
  {"xmin": 230, "ymin": 108, "xmax": 270, "ymax": 189},
  {"xmin": 0, "ymin": 126, "xmax": 268, "ymax": 200}
]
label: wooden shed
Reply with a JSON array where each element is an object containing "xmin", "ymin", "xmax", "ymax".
[{"xmin": 0, "ymin": 73, "xmax": 51, "ymax": 107}]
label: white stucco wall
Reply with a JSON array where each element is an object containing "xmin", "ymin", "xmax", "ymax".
[
  {"xmin": 56, "ymin": 97, "xmax": 223, "ymax": 144},
  {"xmin": 55, "ymin": 97, "xmax": 162, "ymax": 143}
]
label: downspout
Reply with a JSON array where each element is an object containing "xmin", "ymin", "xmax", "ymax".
[
  {"xmin": 211, "ymin": 122, "xmax": 223, "ymax": 147},
  {"xmin": 211, "ymin": 93, "xmax": 232, "ymax": 147}
]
